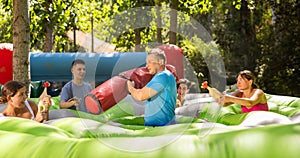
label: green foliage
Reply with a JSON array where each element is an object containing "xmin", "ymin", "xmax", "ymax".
[
  {"xmin": 179, "ymin": 38, "xmax": 208, "ymax": 91},
  {"xmin": 179, "ymin": 35, "xmax": 226, "ymax": 91},
  {"xmin": 0, "ymin": 0, "xmax": 298, "ymax": 96},
  {"xmin": 30, "ymin": 0, "xmax": 83, "ymax": 52},
  {"xmin": 95, "ymin": 1, "xmax": 157, "ymax": 51},
  {"xmin": 0, "ymin": 0, "xmax": 12, "ymax": 43},
  {"xmin": 179, "ymin": 0, "xmax": 213, "ymax": 15},
  {"xmin": 1, "ymin": 0, "xmax": 94, "ymax": 52},
  {"xmin": 257, "ymin": 0, "xmax": 300, "ymax": 96}
]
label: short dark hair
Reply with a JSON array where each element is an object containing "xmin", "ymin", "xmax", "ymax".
[{"xmin": 71, "ymin": 59, "xmax": 85, "ymax": 68}]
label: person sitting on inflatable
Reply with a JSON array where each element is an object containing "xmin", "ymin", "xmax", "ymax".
[
  {"xmin": 209, "ymin": 70, "xmax": 268, "ymax": 113},
  {"xmin": 60, "ymin": 59, "xmax": 93, "ymax": 113},
  {"xmin": 0, "ymin": 80, "xmax": 51, "ymax": 122},
  {"xmin": 127, "ymin": 48, "xmax": 177, "ymax": 126},
  {"xmin": 176, "ymin": 78, "xmax": 191, "ymax": 107}
]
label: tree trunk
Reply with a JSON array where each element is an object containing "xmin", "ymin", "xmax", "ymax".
[
  {"xmin": 156, "ymin": 0, "xmax": 162, "ymax": 43},
  {"xmin": 91, "ymin": 14, "xmax": 94, "ymax": 52},
  {"xmin": 240, "ymin": 0, "xmax": 257, "ymax": 70},
  {"xmin": 44, "ymin": 0, "xmax": 53, "ymax": 52},
  {"xmin": 44, "ymin": 26, "xmax": 53, "ymax": 52},
  {"xmin": 12, "ymin": 0, "xmax": 30, "ymax": 94},
  {"xmin": 169, "ymin": 0, "xmax": 178, "ymax": 44},
  {"xmin": 135, "ymin": 28, "xmax": 141, "ymax": 52},
  {"xmin": 73, "ymin": 29, "xmax": 77, "ymax": 51}
]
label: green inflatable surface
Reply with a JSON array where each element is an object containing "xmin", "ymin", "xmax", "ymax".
[{"xmin": 1, "ymin": 94, "xmax": 300, "ymax": 158}]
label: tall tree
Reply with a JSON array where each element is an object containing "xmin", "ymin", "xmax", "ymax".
[
  {"xmin": 239, "ymin": 0, "xmax": 257, "ymax": 71},
  {"xmin": 169, "ymin": 0, "xmax": 178, "ymax": 44},
  {"xmin": 258, "ymin": 0, "xmax": 300, "ymax": 96},
  {"xmin": 44, "ymin": 0, "xmax": 53, "ymax": 52},
  {"xmin": 156, "ymin": 0, "xmax": 163, "ymax": 43},
  {"xmin": 30, "ymin": 0, "xmax": 85, "ymax": 52},
  {"xmin": 12, "ymin": 0, "xmax": 30, "ymax": 91},
  {"xmin": 210, "ymin": 0, "xmax": 259, "ymax": 82}
]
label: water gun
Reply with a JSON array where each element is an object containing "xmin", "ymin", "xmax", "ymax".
[
  {"xmin": 201, "ymin": 81, "xmax": 223, "ymax": 101},
  {"xmin": 38, "ymin": 81, "xmax": 51, "ymax": 121}
]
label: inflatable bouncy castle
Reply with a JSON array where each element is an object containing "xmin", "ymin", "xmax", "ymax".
[
  {"xmin": 1, "ymin": 93, "xmax": 300, "ymax": 158},
  {"xmin": 1, "ymin": 44, "xmax": 300, "ymax": 158},
  {"xmin": 83, "ymin": 44, "xmax": 182, "ymax": 114},
  {"xmin": 84, "ymin": 64, "xmax": 179, "ymax": 114},
  {"xmin": 0, "ymin": 43, "xmax": 13, "ymax": 84},
  {"xmin": 29, "ymin": 44, "xmax": 183, "ymax": 83}
]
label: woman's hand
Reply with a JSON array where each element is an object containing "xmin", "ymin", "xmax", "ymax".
[
  {"xmin": 38, "ymin": 95, "xmax": 52, "ymax": 111},
  {"xmin": 36, "ymin": 95, "xmax": 52, "ymax": 122},
  {"xmin": 216, "ymin": 94, "xmax": 225, "ymax": 106},
  {"xmin": 35, "ymin": 111, "xmax": 48, "ymax": 123},
  {"xmin": 218, "ymin": 94, "xmax": 234, "ymax": 106},
  {"xmin": 42, "ymin": 95, "xmax": 52, "ymax": 106}
]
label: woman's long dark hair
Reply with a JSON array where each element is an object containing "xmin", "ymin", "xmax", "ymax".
[
  {"xmin": 177, "ymin": 78, "xmax": 191, "ymax": 89},
  {"xmin": 0, "ymin": 81, "xmax": 25, "ymax": 104},
  {"xmin": 237, "ymin": 70, "xmax": 258, "ymax": 89}
]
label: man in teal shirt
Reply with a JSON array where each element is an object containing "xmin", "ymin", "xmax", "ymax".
[{"xmin": 127, "ymin": 48, "xmax": 177, "ymax": 126}]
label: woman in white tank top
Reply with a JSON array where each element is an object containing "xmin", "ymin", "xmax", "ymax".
[{"xmin": 0, "ymin": 81, "xmax": 50, "ymax": 122}]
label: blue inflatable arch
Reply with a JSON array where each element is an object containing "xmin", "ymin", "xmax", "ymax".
[{"xmin": 30, "ymin": 52, "xmax": 147, "ymax": 83}]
